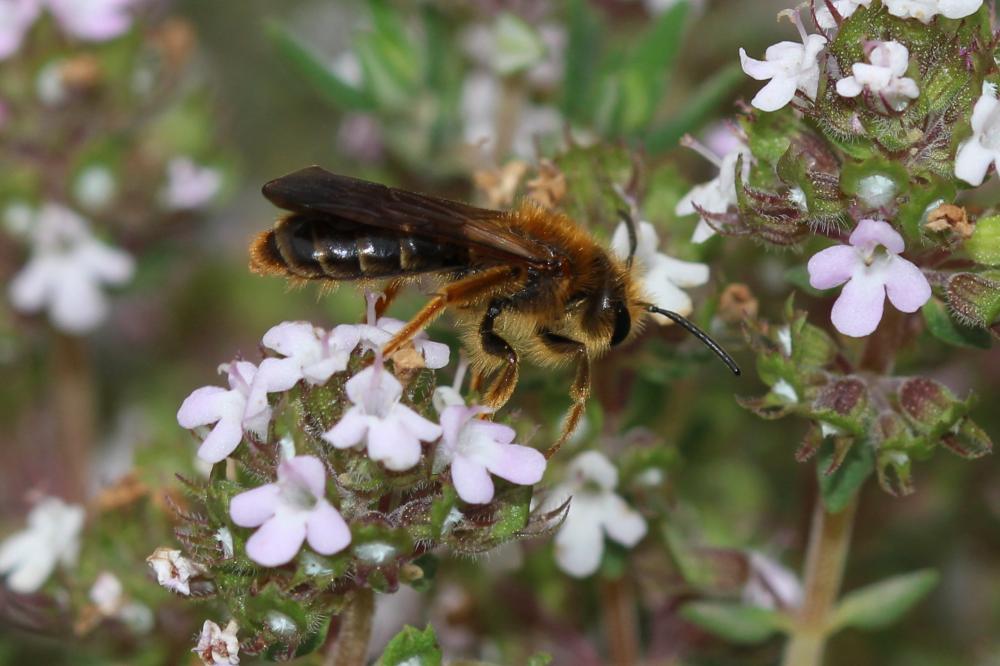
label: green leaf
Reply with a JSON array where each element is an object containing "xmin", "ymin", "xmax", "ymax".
[
  {"xmin": 679, "ymin": 601, "xmax": 786, "ymax": 644},
  {"xmin": 818, "ymin": 438, "xmax": 874, "ymax": 512},
  {"xmin": 266, "ymin": 22, "xmax": 374, "ymax": 111},
  {"xmin": 527, "ymin": 653, "xmax": 554, "ymax": 666},
  {"xmin": 379, "ymin": 624, "xmax": 443, "ymax": 666},
  {"xmin": 831, "ymin": 569, "xmax": 939, "ymax": 632},
  {"xmin": 967, "ymin": 215, "xmax": 1000, "ymax": 265},
  {"xmin": 561, "ymin": 0, "xmax": 602, "ymax": 123},
  {"xmin": 493, "ymin": 13, "xmax": 546, "ymax": 75},
  {"xmin": 922, "ymin": 297, "xmax": 992, "ymax": 349},
  {"xmin": 646, "ymin": 64, "xmax": 744, "ymax": 152}
]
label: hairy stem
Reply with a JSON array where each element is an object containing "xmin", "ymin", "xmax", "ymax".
[
  {"xmin": 327, "ymin": 587, "xmax": 375, "ymax": 666},
  {"xmin": 53, "ymin": 333, "xmax": 95, "ymax": 501},
  {"xmin": 781, "ymin": 496, "xmax": 858, "ymax": 666},
  {"xmin": 600, "ymin": 576, "xmax": 639, "ymax": 666}
]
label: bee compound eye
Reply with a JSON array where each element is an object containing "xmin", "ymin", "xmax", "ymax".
[{"xmin": 610, "ymin": 302, "xmax": 631, "ymax": 347}]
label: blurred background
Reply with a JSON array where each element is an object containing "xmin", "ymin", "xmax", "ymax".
[{"xmin": 1, "ymin": 0, "xmax": 998, "ymax": 664}]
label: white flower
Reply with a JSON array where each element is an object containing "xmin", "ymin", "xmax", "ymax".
[
  {"xmin": 835, "ymin": 41, "xmax": 919, "ymax": 110},
  {"xmin": 742, "ymin": 552, "xmax": 803, "ymax": 610},
  {"xmin": 162, "ymin": 157, "xmax": 222, "ymax": 211},
  {"xmin": 675, "ymin": 136, "xmax": 751, "ymax": 243},
  {"xmin": 883, "ymin": 0, "xmax": 983, "ymax": 23},
  {"xmin": 146, "ymin": 547, "xmax": 206, "ymax": 596},
  {"xmin": 461, "ymin": 72, "xmax": 562, "ymax": 159},
  {"xmin": 0, "ymin": 0, "xmax": 41, "ymax": 61},
  {"xmin": 254, "ymin": 321, "xmax": 360, "ymax": 393},
  {"xmin": 45, "ymin": 0, "xmax": 139, "ymax": 41},
  {"xmin": 814, "ymin": 0, "xmax": 872, "ymax": 29},
  {"xmin": 0, "ymin": 497, "xmax": 85, "ymax": 593},
  {"xmin": 176, "ymin": 360, "xmax": 276, "ymax": 463},
  {"xmin": 193, "ymin": 619, "xmax": 240, "ymax": 666},
  {"xmin": 7, "ymin": 203, "xmax": 134, "ymax": 333},
  {"xmin": 610, "ymin": 220, "xmax": 710, "ymax": 322},
  {"xmin": 541, "ymin": 451, "xmax": 647, "ymax": 578},
  {"xmin": 955, "ymin": 82, "xmax": 1000, "ymax": 186},
  {"xmin": 89, "ymin": 571, "xmax": 124, "ymax": 615},
  {"xmin": 74, "ymin": 165, "xmax": 117, "ymax": 212},
  {"xmin": 739, "ymin": 27, "xmax": 827, "ymax": 111},
  {"xmin": 322, "ymin": 363, "xmax": 443, "ymax": 471},
  {"xmin": 358, "ymin": 316, "xmax": 450, "ymax": 370}
]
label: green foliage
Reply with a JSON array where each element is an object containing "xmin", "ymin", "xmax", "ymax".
[
  {"xmin": 967, "ymin": 216, "xmax": 1000, "ymax": 265},
  {"xmin": 378, "ymin": 625, "xmax": 443, "ymax": 666},
  {"xmin": 679, "ymin": 601, "xmax": 787, "ymax": 644},
  {"xmin": 831, "ymin": 569, "xmax": 940, "ymax": 632}
]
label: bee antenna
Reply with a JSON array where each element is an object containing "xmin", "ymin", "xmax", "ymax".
[
  {"xmin": 646, "ymin": 306, "xmax": 741, "ymax": 376},
  {"xmin": 618, "ymin": 207, "xmax": 638, "ymax": 269}
]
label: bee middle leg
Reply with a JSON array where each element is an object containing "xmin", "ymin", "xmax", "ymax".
[
  {"xmin": 478, "ymin": 299, "xmax": 519, "ymax": 410},
  {"xmin": 538, "ymin": 330, "xmax": 591, "ymax": 459}
]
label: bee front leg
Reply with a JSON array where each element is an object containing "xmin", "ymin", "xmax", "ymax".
[
  {"xmin": 479, "ymin": 299, "xmax": 519, "ymax": 411},
  {"xmin": 538, "ymin": 331, "xmax": 590, "ymax": 459}
]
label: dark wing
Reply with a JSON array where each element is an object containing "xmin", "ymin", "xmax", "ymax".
[{"xmin": 262, "ymin": 166, "xmax": 556, "ymax": 269}]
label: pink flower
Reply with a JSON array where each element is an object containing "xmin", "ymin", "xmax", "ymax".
[
  {"xmin": 358, "ymin": 316, "xmax": 450, "ymax": 369},
  {"xmin": 807, "ymin": 219, "xmax": 931, "ymax": 337},
  {"xmin": 193, "ymin": 619, "xmax": 240, "ymax": 666},
  {"xmin": 435, "ymin": 405, "xmax": 546, "ymax": 504},
  {"xmin": 322, "ymin": 363, "xmax": 442, "ymax": 471},
  {"xmin": 46, "ymin": 0, "xmax": 139, "ymax": 42},
  {"xmin": 229, "ymin": 455, "xmax": 351, "ymax": 567},
  {"xmin": 162, "ymin": 157, "xmax": 222, "ymax": 211},
  {"xmin": 0, "ymin": 0, "xmax": 41, "ymax": 61},
  {"xmin": 177, "ymin": 361, "xmax": 273, "ymax": 463},
  {"xmin": 254, "ymin": 321, "xmax": 360, "ymax": 391}
]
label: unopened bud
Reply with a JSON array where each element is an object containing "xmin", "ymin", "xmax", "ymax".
[
  {"xmin": 925, "ymin": 204, "xmax": 973, "ymax": 239},
  {"xmin": 718, "ymin": 283, "xmax": 758, "ymax": 323}
]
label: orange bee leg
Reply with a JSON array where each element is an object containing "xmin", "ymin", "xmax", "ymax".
[
  {"xmin": 538, "ymin": 331, "xmax": 591, "ymax": 459},
  {"xmin": 382, "ymin": 267, "xmax": 516, "ymax": 358},
  {"xmin": 478, "ymin": 299, "xmax": 519, "ymax": 411}
]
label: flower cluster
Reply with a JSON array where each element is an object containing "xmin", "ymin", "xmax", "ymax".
[{"xmin": 0, "ymin": 0, "xmax": 142, "ymax": 60}]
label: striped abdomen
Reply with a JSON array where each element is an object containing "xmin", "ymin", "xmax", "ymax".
[{"xmin": 251, "ymin": 213, "xmax": 471, "ymax": 280}]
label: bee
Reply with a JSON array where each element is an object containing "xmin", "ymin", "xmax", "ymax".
[{"xmin": 250, "ymin": 166, "xmax": 739, "ymax": 455}]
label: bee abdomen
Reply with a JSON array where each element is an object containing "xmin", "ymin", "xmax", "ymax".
[{"xmin": 251, "ymin": 213, "xmax": 470, "ymax": 280}]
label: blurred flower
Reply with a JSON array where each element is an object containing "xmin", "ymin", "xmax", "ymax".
[
  {"xmin": 322, "ymin": 362, "xmax": 443, "ymax": 471},
  {"xmin": 718, "ymin": 283, "xmax": 759, "ymax": 323},
  {"xmin": 461, "ymin": 72, "xmax": 562, "ymax": 159},
  {"xmin": 8, "ymin": 203, "xmax": 133, "ymax": 333},
  {"xmin": 474, "ymin": 160, "xmax": 528, "ymax": 208},
  {"xmin": 358, "ymin": 316, "xmax": 450, "ymax": 370},
  {"xmin": 46, "ymin": 0, "xmax": 139, "ymax": 41},
  {"xmin": 739, "ymin": 18, "xmax": 827, "ymax": 111},
  {"xmin": 835, "ymin": 41, "xmax": 919, "ymax": 110},
  {"xmin": 229, "ymin": 455, "xmax": 351, "ymax": 567},
  {"xmin": 177, "ymin": 360, "xmax": 274, "ymax": 463},
  {"xmin": 542, "ymin": 451, "xmax": 647, "ymax": 578},
  {"xmin": 676, "ymin": 134, "xmax": 750, "ymax": 243},
  {"xmin": 35, "ymin": 60, "xmax": 68, "ymax": 106},
  {"xmin": 146, "ymin": 546, "xmax": 205, "ymax": 595},
  {"xmin": 742, "ymin": 552, "xmax": 802, "ymax": 610},
  {"xmin": 883, "ymin": 0, "xmax": 982, "ymax": 22},
  {"xmin": 255, "ymin": 321, "xmax": 360, "ymax": 392},
  {"xmin": 89, "ymin": 571, "xmax": 124, "ymax": 616},
  {"xmin": 807, "ymin": 219, "xmax": 931, "ymax": 337},
  {"xmin": 193, "ymin": 619, "xmax": 240, "ymax": 666},
  {"xmin": 814, "ymin": 0, "xmax": 872, "ymax": 29},
  {"xmin": 337, "ymin": 113, "xmax": 384, "ymax": 163},
  {"xmin": 955, "ymin": 82, "xmax": 1000, "ymax": 186},
  {"xmin": 0, "ymin": 497, "xmax": 85, "ymax": 593},
  {"xmin": 435, "ymin": 404, "xmax": 545, "ymax": 504},
  {"xmin": 0, "ymin": 0, "xmax": 41, "ymax": 60},
  {"xmin": 610, "ymin": 220, "xmax": 710, "ymax": 321},
  {"xmin": 162, "ymin": 157, "xmax": 222, "ymax": 211},
  {"xmin": 74, "ymin": 165, "xmax": 117, "ymax": 212}
]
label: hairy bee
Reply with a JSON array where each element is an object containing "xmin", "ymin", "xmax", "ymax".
[{"xmin": 250, "ymin": 166, "xmax": 739, "ymax": 455}]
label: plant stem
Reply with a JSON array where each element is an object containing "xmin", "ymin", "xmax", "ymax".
[
  {"xmin": 326, "ymin": 587, "xmax": 375, "ymax": 666},
  {"xmin": 600, "ymin": 576, "xmax": 639, "ymax": 666},
  {"xmin": 52, "ymin": 332, "xmax": 95, "ymax": 501},
  {"xmin": 781, "ymin": 495, "xmax": 858, "ymax": 666}
]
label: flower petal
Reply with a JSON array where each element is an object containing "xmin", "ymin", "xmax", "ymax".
[
  {"xmin": 262, "ymin": 321, "xmax": 319, "ymax": 357},
  {"xmin": 883, "ymin": 256, "xmax": 931, "ymax": 313},
  {"xmin": 750, "ymin": 75, "xmax": 798, "ymax": 112},
  {"xmin": 197, "ymin": 416, "xmax": 244, "ymax": 463},
  {"xmin": 322, "ymin": 409, "xmax": 369, "ymax": 449},
  {"xmin": 554, "ymin": 495, "xmax": 606, "ymax": 577},
  {"xmin": 485, "ymin": 443, "xmax": 546, "ymax": 486},
  {"xmin": 279, "ymin": 456, "xmax": 327, "ymax": 497},
  {"xmin": 955, "ymin": 138, "xmax": 996, "ymax": 187},
  {"xmin": 49, "ymin": 270, "xmax": 108, "ymax": 333},
  {"xmin": 831, "ymin": 275, "xmax": 886, "ymax": 337},
  {"xmin": 393, "ymin": 404, "xmax": 444, "ymax": 443},
  {"xmin": 177, "ymin": 386, "xmax": 229, "ymax": 428},
  {"xmin": 414, "ymin": 339, "xmax": 450, "ymax": 369},
  {"xmin": 807, "ymin": 245, "xmax": 858, "ymax": 290},
  {"xmin": 305, "ymin": 500, "xmax": 352, "ymax": 555},
  {"xmin": 599, "ymin": 495, "xmax": 648, "ymax": 547},
  {"xmin": 229, "ymin": 484, "xmax": 281, "ymax": 527},
  {"xmin": 244, "ymin": 515, "xmax": 307, "ymax": 567},
  {"xmin": 644, "ymin": 279, "xmax": 693, "ymax": 320},
  {"xmin": 255, "ymin": 357, "xmax": 303, "ymax": 393},
  {"xmin": 452, "ymin": 456, "xmax": 495, "ymax": 504},
  {"xmin": 739, "ymin": 48, "xmax": 775, "ymax": 81},
  {"xmin": 367, "ymin": 418, "xmax": 423, "ymax": 471},
  {"xmin": 849, "ymin": 219, "xmax": 905, "ymax": 254}
]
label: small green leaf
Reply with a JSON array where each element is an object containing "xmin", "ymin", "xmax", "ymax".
[
  {"xmin": 818, "ymin": 437, "xmax": 874, "ymax": 512},
  {"xmin": 561, "ymin": 0, "xmax": 601, "ymax": 123},
  {"xmin": 831, "ymin": 569, "xmax": 939, "ymax": 632},
  {"xmin": 379, "ymin": 624, "xmax": 442, "ymax": 666},
  {"xmin": 527, "ymin": 653, "xmax": 554, "ymax": 666},
  {"xmin": 266, "ymin": 22, "xmax": 374, "ymax": 111},
  {"xmin": 922, "ymin": 297, "xmax": 992, "ymax": 349},
  {"xmin": 680, "ymin": 601, "xmax": 786, "ymax": 644},
  {"xmin": 967, "ymin": 216, "xmax": 1000, "ymax": 265}
]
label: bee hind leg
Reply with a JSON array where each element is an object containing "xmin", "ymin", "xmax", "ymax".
[
  {"xmin": 538, "ymin": 331, "xmax": 591, "ymax": 459},
  {"xmin": 478, "ymin": 299, "xmax": 519, "ymax": 411}
]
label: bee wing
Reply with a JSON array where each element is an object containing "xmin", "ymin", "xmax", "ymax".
[{"xmin": 262, "ymin": 166, "xmax": 557, "ymax": 269}]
